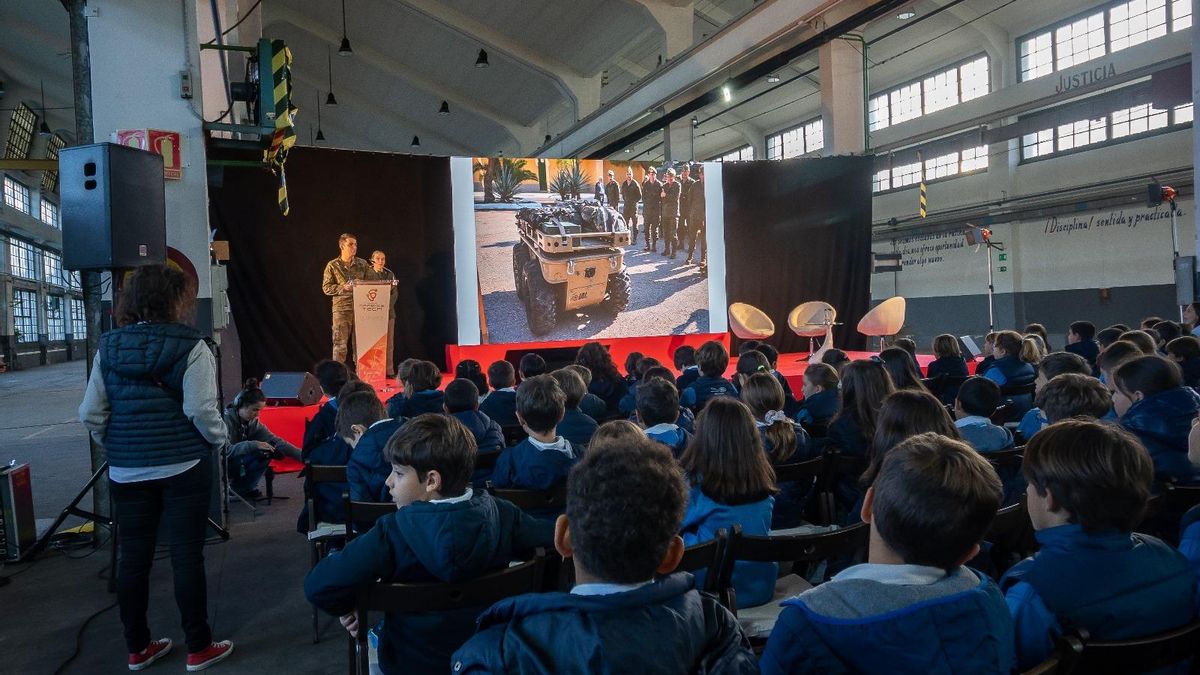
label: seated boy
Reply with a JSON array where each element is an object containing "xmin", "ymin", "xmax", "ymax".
[
  {"xmin": 1000, "ymin": 420, "xmax": 1197, "ymax": 671},
  {"xmin": 1063, "ymin": 321, "xmax": 1100, "ymax": 372},
  {"xmin": 345, "ymin": 391, "xmax": 405, "ymax": 503},
  {"xmin": 304, "ymin": 359, "xmax": 350, "ymax": 453},
  {"xmin": 618, "ymin": 357, "xmax": 661, "ymax": 414},
  {"xmin": 680, "ymin": 341, "xmax": 738, "ymax": 411},
  {"xmin": 761, "ymin": 433, "xmax": 1012, "ymax": 675},
  {"xmin": 443, "ymin": 378, "xmax": 504, "ymax": 455},
  {"xmin": 642, "ymin": 365, "xmax": 695, "ymax": 432},
  {"xmin": 565, "ymin": 364, "xmax": 609, "ymax": 422},
  {"xmin": 518, "ymin": 352, "xmax": 546, "ymax": 380},
  {"xmin": 479, "ymin": 360, "xmax": 519, "ymax": 428},
  {"xmin": 674, "ymin": 345, "xmax": 700, "ymax": 391},
  {"xmin": 549, "ymin": 368, "xmax": 598, "ymax": 451},
  {"xmin": 1035, "ymin": 373, "xmax": 1111, "ymax": 424},
  {"xmin": 386, "ymin": 360, "xmax": 444, "ymax": 419},
  {"xmin": 490, "ymin": 375, "xmax": 578, "ymax": 491},
  {"xmin": 954, "ymin": 376, "xmax": 1014, "ymax": 453},
  {"xmin": 305, "ymin": 414, "xmax": 554, "ymax": 675},
  {"xmin": 637, "ymin": 377, "xmax": 691, "ymax": 456},
  {"xmin": 1016, "ymin": 351, "xmax": 1093, "ymax": 440},
  {"xmin": 794, "ymin": 363, "xmax": 840, "ymax": 428},
  {"xmin": 1166, "ymin": 336, "xmax": 1200, "ymax": 388},
  {"xmin": 452, "ymin": 437, "xmax": 757, "ymax": 673},
  {"xmin": 297, "ymin": 383, "xmax": 375, "ymax": 532}
]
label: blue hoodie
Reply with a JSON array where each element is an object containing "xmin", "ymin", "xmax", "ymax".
[
  {"xmin": 680, "ymin": 375, "xmax": 739, "ymax": 411},
  {"xmin": 1001, "ymin": 524, "xmax": 1197, "ymax": 670},
  {"xmin": 450, "ymin": 409, "xmax": 505, "ymax": 455},
  {"xmin": 794, "ymin": 389, "xmax": 839, "ymax": 427},
  {"xmin": 681, "ymin": 485, "xmax": 775, "ymax": 609},
  {"xmin": 761, "ymin": 565, "xmax": 1014, "ymax": 675},
  {"xmin": 1181, "ymin": 505, "xmax": 1200, "ymax": 610},
  {"xmin": 347, "ymin": 418, "xmax": 405, "ymax": 502},
  {"xmin": 386, "ymin": 389, "xmax": 445, "ymax": 420},
  {"xmin": 304, "ymin": 490, "xmax": 553, "ymax": 674},
  {"xmin": 983, "ymin": 356, "xmax": 1037, "ymax": 417},
  {"xmin": 645, "ymin": 423, "xmax": 692, "ymax": 457},
  {"xmin": 556, "ymin": 408, "xmax": 598, "ymax": 450},
  {"xmin": 1065, "ymin": 339, "xmax": 1100, "ymax": 370},
  {"xmin": 451, "ymin": 573, "xmax": 758, "ymax": 674},
  {"xmin": 1120, "ymin": 387, "xmax": 1200, "ymax": 485},
  {"xmin": 490, "ymin": 436, "xmax": 578, "ymax": 491}
]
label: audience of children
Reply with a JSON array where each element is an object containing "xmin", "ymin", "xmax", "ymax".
[
  {"xmin": 451, "ymin": 435, "xmax": 757, "ymax": 673},
  {"xmin": 1096, "ymin": 325, "xmax": 1125, "ymax": 348},
  {"xmin": 478, "ymin": 360, "xmax": 519, "ymax": 427},
  {"xmin": 1016, "ymin": 351, "xmax": 1093, "ymax": 441},
  {"xmin": 564, "ymin": 364, "xmax": 610, "ymax": 422},
  {"xmin": 518, "ymin": 353, "xmax": 546, "ymax": 381},
  {"xmin": 861, "ymin": 390, "xmax": 962, "ymax": 497},
  {"xmin": 1000, "ymin": 420, "xmax": 1197, "ymax": 671},
  {"xmin": 673, "ymin": 345, "xmax": 700, "ymax": 390},
  {"xmin": 385, "ymin": 360, "xmax": 445, "ymax": 419},
  {"xmin": 954, "ymin": 376, "xmax": 1015, "ymax": 453},
  {"xmin": 303, "ymin": 359, "xmax": 350, "ymax": 452},
  {"xmin": 680, "ymin": 397, "xmax": 777, "ymax": 609},
  {"xmin": 879, "ymin": 346, "xmax": 927, "ymax": 392},
  {"xmin": 925, "ymin": 334, "xmax": 969, "ymax": 405},
  {"xmin": 305, "ymin": 414, "xmax": 554, "ymax": 674},
  {"xmin": 761, "ymin": 433, "xmax": 1012, "ymax": 674},
  {"xmin": 1112, "ymin": 355, "xmax": 1200, "ymax": 485},
  {"xmin": 820, "ymin": 348, "xmax": 851, "ymax": 375},
  {"xmin": 617, "ymin": 356, "xmax": 660, "ymax": 414},
  {"xmin": 222, "ymin": 379, "xmax": 302, "ymax": 499},
  {"xmin": 622, "ymin": 351, "xmax": 644, "ymax": 387},
  {"xmin": 454, "ymin": 359, "xmax": 489, "ymax": 403},
  {"xmin": 575, "ymin": 342, "xmax": 629, "ymax": 418},
  {"xmin": 490, "ymin": 375, "xmax": 579, "ymax": 492},
  {"xmin": 1120, "ymin": 329, "xmax": 1159, "ymax": 355},
  {"xmin": 981, "ymin": 330, "xmax": 1038, "ymax": 418},
  {"xmin": 548, "ymin": 368, "xmax": 599, "ymax": 450},
  {"xmin": 679, "ymin": 340, "xmax": 739, "ymax": 410},
  {"xmin": 1153, "ymin": 320, "xmax": 1182, "ymax": 350},
  {"xmin": 637, "ymin": 376, "xmax": 691, "ymax": 456},
  {"xmin": 754, "ymin": 344, "xmax": 798, "ymax": 413},
  {"xmin": 794, "ymin": 363, "xmax": 841, "ymax": 429},
  {"xmin": 1166, "ymin": 336, "xmax": 1200, "ymax": 387},
  {"xmin": 296, "ymin": 380, "xmax": 374, "ymax": 531},
  {"xmin": 1035, "ymin": 373, "xmax": 1112, "ymax": 425},
  {"xmin": 442, "ymin": 378, "xmax": 504, "ymax": 456}
]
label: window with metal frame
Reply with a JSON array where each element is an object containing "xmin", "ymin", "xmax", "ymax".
[
  {"xmin": 43, "ymin": 250, "xmax": 64, "ymax": 286},
  {"xmin": 1109, "ymin": 0, "xmax": 1168, "ymax": 53},
  {"xmin": 46, "ymin": 295, "xmax": 65, "ymax": 341},
  {"xmin": 8, "ymin": 237, "xmax": 39, "ymax": 280},
  {"xmin": 765, "ymin": 117, "xmax": 823, "ymax": 160},
  {"xmin": 13, "ymin": 289, "xmax": 39, "ymax": 343},
  {"xmin": 41, "ymin": 134, "xmax": 66, "ymax": 194},
  {"xmin": 70, "ymin": 297, "xmax": 87, "ymax": 338},
  {"xmin": 40, "ymin": 199, "xmax": 59, "ymax": 228},
  {"xmin": 4, "ymin": 103, "xmax": 37, "ymax": 160},
  {"xmin": 869, "ymin": 55, "xmax": 991, "ymax": 131},
  {"xmin": 1020, "ymin": 93, "xmax": 1193, "ymax": 162},
  {"xmin": 4, "ymin": 176, "xmax": 32, "ymax": 214}
]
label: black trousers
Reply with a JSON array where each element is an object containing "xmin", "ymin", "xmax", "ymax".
[{"xmin": 110, "ymin": 456, "xmax": 213, "ymax": 654}]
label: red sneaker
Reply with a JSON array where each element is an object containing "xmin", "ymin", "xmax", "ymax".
[
  {"xmin": 128, "ymin": 638, "xmax": 172, "ymax": 671},
  {"xmin": 185, "ymin": 641, "xmax": 234, "ymax": 671}
]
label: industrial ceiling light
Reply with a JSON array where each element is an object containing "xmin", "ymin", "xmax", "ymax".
[
  {"xmin": 38, "ymin": 81, "xmax": 51, "ymax": 136},
  {"xmin": 691, "ymin": 116, "xmax": 699, "ymax": 128},
  {"xmin": 543, "ymin": 134, "xmax": 551, "ymax": 144},
  {"xmin": 315, "ymin": 91, "xmax": 325, "ymax": 141},
  {"xmin": 766, "ymin": 73, "xmax": 780, "ymax": 84},
  {"xmin": 897, "ymin": 9, "xmax": 916, "ymax": 19},
  {"xmin": 325, "ymin": 49, "xmax": 338, "ymax": 105},
  {"xmin": 338, "ymin": 0, "xmax": 353, "ymax": 55},
  {"xmin": 721, "ymin": 83, "xmax": 732, "ymax": 103},
  {"xmin": 475, "ymin": 49, "xmax": 489, "ymax": 68},
  {"xmin": 439, "ymin": 100, "xmax": 450, "ymax": 115},
  {"xmin": 316, "ymin": 127, "xmax": 325, "ymax": 141},
  {"xmin": 411, "ymin": 135, "xmax": 420, "ymax": 148}
]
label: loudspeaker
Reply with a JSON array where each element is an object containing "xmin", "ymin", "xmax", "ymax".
[
  {"xmin": 261, "ymin": 371, "xmax": 323, "ymax": 406},
  {"xmin": 60, "ymin": 143, "xmax": 167, "ymax": 271}
]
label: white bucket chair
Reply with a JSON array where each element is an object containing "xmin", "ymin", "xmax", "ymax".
[
  {"xmin": 857, "ymin": 296, "xmax": 907, "ymax": 351},
  {"xmin": 728, "ymin": 302, "xmax": 776, "ymax": 340},
  {"xmin": 788, "ymin": 301, "xmax": 838, "ymax": 360}
]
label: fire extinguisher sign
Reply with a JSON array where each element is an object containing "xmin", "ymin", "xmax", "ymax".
[{"xmin": 148, "ymin": 129, "xmax": 183, "ymax": 180}]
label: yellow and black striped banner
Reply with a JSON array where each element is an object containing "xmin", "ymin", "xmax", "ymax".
[
  {"xmin": 917, "ymin": 151, "xmax": 927, "ymax": 218},
  {"xmin": 264, "ymin": 39, "xmax": 296, "ymax": 216}
]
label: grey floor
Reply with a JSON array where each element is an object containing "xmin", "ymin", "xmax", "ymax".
[{"xmin": 0, "ymin": 361, "xmax": 346, "ymax": 674}]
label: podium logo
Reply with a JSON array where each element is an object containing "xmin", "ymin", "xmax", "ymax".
[{"xmin": 367, "ymin": 289, "xmax": 378, "ymax": 302}]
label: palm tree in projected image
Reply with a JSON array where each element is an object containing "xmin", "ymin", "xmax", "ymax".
[
  {"xmin": 549, "ymin": 162, "xmax": 590, "ymax": 201},
  {"xmin": 493, "ymin": 159, "xmax": 537, "ymax": 202},
  {"xmin": 473, "ymin": 157, "xmax": 497, "ymax": 203}
]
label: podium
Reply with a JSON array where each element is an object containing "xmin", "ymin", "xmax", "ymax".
[{"xmin": 352, "ymin": 280, "xmax": 396, "ymax": 381}]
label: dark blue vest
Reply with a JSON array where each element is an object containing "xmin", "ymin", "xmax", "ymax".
[{"xmin": 99, "ymin": 323, "xmax": 212, "ymax": 468}]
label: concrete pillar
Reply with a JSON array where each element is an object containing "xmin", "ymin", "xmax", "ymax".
[
  {"xmin": 564, "ymin": 73, "xmax": 604, "ymax": 121},
  {"xmin": 88, "ymin": 0, "xmax": 214, "ymax": 312},
  {"xmin": 819, "ymin": 36, "xmax": 866, "ymax": 156},
  {"xmin": 663, "ymin": 116, "xmax": 694, "ymax": 163},
  {"xmin": 635, "ymin": 0, "xmax": 695, "ymax": 61}
]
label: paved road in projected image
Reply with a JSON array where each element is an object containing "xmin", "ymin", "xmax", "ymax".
[{"xmin": 476, "ymin": 208, "xmax": 710, "ymax": 343}]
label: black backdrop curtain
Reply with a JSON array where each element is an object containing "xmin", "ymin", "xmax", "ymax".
[
  {"xmin": 209, "ymin": 147, "xmax": 456, "ymax": 379},
  {"xmin": 722, "ymin": 156, "xmax": 874, "ymax": 354}
]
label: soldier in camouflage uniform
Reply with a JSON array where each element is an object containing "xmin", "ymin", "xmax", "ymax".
[
  {"xmin": 641, "ymin": 166, "xmax": 662, "ymax": 253},
  {"xmin": 321, "ymin": 233, "xmax": 368, "ymax": 367},
  {"xmin": 660, "ymin": 167, "xmax": 681, "ymax": 259}
]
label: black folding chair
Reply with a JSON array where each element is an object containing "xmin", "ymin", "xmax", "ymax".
[
  {"xmin": 821, "ymin": 452, "xmax": 868, "ymax": 523},
  {"xmin": 1066, "ymin": 619, "xmax": 1200, "ymax": 675},
  {"xmin": 501, "ymin": 425, "xmax": 527, "ymax": 447},
  {"xmin": 986, "ymin": 447, "xmax": 1024, "ymax": 473},
  {"xmin": 667, "ymin": 529, "xmax": 728, "ymax": 592},
  {"xmin": 1021, "ymin": 634, "xmax": 1083, "ymax": 675},
  {"xmin": 349, "ymin": 553, "xmax": 547, "ymax": 675},
  {"xmin": 773, "ymin": 456, "xmax": 830, "ymax": 526},
  {"xmin": 342, "ymin": 495, "xmax": 398, "ymax": 542},
  {"xmin": 984, "ymin": 498, "xmax": 1037, "ymax": 577},
  {"xmin": 475, "ymin": 451, "xmax": 501, "ymax": 474},
  {"xmin": 486, "ymin": 482, "xmax": 567, "ymax": 513},
  {"xmin": 306, "ymin": 463, "xmax": 348, "ymax": 643}
]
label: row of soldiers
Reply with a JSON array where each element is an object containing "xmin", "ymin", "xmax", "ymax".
[{"xmin": 597, "ymin": 164, "xmax": 707, "ymax": 271}]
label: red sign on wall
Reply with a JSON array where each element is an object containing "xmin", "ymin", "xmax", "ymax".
[{"xmin": 114, "ymin": 129, "xmax": 182, "ymax": 180}]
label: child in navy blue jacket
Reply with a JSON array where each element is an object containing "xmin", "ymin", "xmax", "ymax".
[
  {"xmin": 491, "ymin": 375, "xmax": 578, "ymax": 491},
  {"xmin": 442, "ymin": 378, "xmax": 504, "ymax": 455},
  {"xmin": 637, "ymin": 376, "xmax": 691, "ymax": 456},
  {"xmin": 549, "ymin": 368, "xmax": 598, "ymax": 451},
  {"xmin": 680, "ymin": 340, "xmax": 738, "ymax": 411},
  {"xmin": 345, "ymin": 390, "xmax": 405, "ymax": 503},
  {"xmin": 1064, "ymin": 320, "xmax": 1100, "ymax": 372},
  {"xmin": 296, "ymin": 381, "xmax": 375, "ymax": 533},
  {"xmin": 742, "ymin": 373, "xmax": 813, "ymax": 529},
  {"xmin": 303, "ymin": 359, "xmax": 350, "ymax": 452},
  {"xmin": 305, "ymin": 414, "xmax": 553, "ymax": 675},
  {"xmin": 1166, "ymin": 336, "xmax": 1200, "ymax": 388},
  {"xmin": 479, "ymin": 360, "xmax": 519, "ymax": 427},
  {"xmin": 674, "ymin": 344, "xmax": 700, "ymax": 391},
  {"xmin": 1114, "ymin": 355, "xmax": 1200, "ymax": 485},
  {"xmin": 1000, "ymin": 420, "xmax": 1197, "ymax": 671},
  {"xmin": 452, "ymin": 434, "xmax": 757, "ymax": 673},
  {"xmin": 761, "ymin": 433, "xmax": 1012, "ymax": 674},
  {"xmin": 564, "ymin": 364, "xmax": 609, "ymax": 422},
  {"xmin": 926, "ymin": 334, "xmax": 969, "ymax": 405},
  {"xmin": 681, "ymin": 397, "xmax": 776, "ymax": 609},
  {"xmin": 794, "ymin": 363, "xmax": 840, "ymax": 428},
  {"xmin": 385, "ymin": 360, "xmax": 445, "ymax": 419}
]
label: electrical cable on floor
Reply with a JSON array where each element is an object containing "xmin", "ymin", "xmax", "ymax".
[{"xmin": 50, "ymin": 598, "xmax": 119, "ymax": 675}]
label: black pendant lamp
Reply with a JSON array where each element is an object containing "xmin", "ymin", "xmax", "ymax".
[
  {"xmin": 326, "ymin": 49, "xmax": 338, "ymax": 105},
  {"xmin": 475, "ymin": 49, "xmax": 489, "ymax": 68},
  {"xmin": 315, "ymin": 91, "xmax": 326, "ymax": 141},
  {"xmin": 338, "ymin": 0, "xmax": 353, "ymax": 55},
  {"xmin": 438, "ymin": 100, "xmax": 449, "ymax": 115},
  {"xmin": 38, "ymin": 81, "xmax": 52, "ymax": 136},
  {"xmin": 411, "ymin": 135, "xmax": 420, "ymax": 148}
]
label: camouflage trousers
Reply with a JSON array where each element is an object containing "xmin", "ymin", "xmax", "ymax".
[{"xmin": 332, "ymin": 310, "xmax": 355, "ymax": 365}]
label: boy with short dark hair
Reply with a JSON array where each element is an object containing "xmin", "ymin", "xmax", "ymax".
[
  {"xmin": 642, "ymin": 365, "xmax": 695, "ymax": 432},
  {"xmin": 1064, "ymin": 321, "xmax": 1099, "ymax": 370},
  {"xmin": 637, "ymin": 377, "xmax": 691, "ymax": 456},
  {"xmin": 299, "ymin": 384, "xmax": 376, "ymax": 531},
  {"xmin": 680, "ymin": 340, "xmax": 737, "ymax": 411},
  {"xmin": 794, "ymin": 363, "xmax": 840, "ymax": 427},
  {"xmin": 306, "ymin": 414, "xmax": 554, "ymax": 675},
  {"xmin": 490, "ymin": 375, "xmax": 578, "ymax": 491},
  {"xmin": 1000, "ymin": 420, "xmax": 1197, "ymax": 670},
  {"xmin": 304, "ymin": 359, "xmax": 351, "ymax": 452},
  {"xmin": 954, "ymin": 376, "xmax": 1014, "ymax": 452},
  {"xmin": 518, "ymin": 353, "xmax": 546, "ymax": 380},
  {"xmin": 549, "ymin": 368, "xmax": 599, "ymax": 450},
  {"xmin": 386, "ymin": 360, "xmax": 444, "ymax": 419},
  {"xmin": 343, "ymin": 389, "xmax": 403, "ymax": 502},
  {"xmin": 674, "ymin": 345, "xmax": 700, "ymax": 391},
  {"xmin": 1166, "ymin": 335, "xmax": 1200, "ymax": 387},
  {"xmin": 479, "ymin": 360, "xmax": 519, "ymax": 427},
  {"xmin": 452, "ymin": 437, "xmax": 757, "ymax": 673},
  {"xmin": 443, "ymin": 378, "xmax": 504, "ymax": 455},
  {"xmin": 1017, "ymin": 351, "xmax": 1094, "ymax": 440},
  {"xmin": 1035, "ymin": 373, "xmax": 1111, "ymax": 423},
  {"xmin": 761, "ymin": 433, "xmax": 1012, "ymax": 674}
]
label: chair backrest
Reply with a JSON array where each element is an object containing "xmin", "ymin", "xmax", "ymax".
[
  {"xmin": 668, "ymin": 530, "xmax": 727, "ymax": 592},
  {"xmin": 475, "ymin": 451, "xmax": 501, "ymax": 473},
  {"xmin": 788, "ymin": 301, "xmax": 837, "ymax": 337},
  {"xmin": 719, "ymin": 522, "xmax": 870, "ymax": 591},
  {"xmin": 728, "ymin": 302, "xmax": 776, "ymax": 340},
  {"xmin": 305, "ymin": 462, "xmax": 348, "ymax": 531},
  {"xmin": 1163, "ymin": 482, "xmax": 1200, "ymax": 514},
  {"xmin": 985, "ymin": 498, "xmax": 1037, "ymax": 577},
  {"xmin": 1022, "ymin": 635, "xmax": 1084, "ymax": 675},
  {"xmin": 501, "ymin": 425, "xmax": 527, "ymax": 447},
  {"xmin": 773, "ymin": 456, "xmax": 826, "ymax": 484},
  {"xmin": 487, "ymin": 483, "xmax": 567, "ymax": 512},
  {"xmin": 856, "ymin": 296, "xmax": 906, "ymax": 337},
  {"xmin": 985, "ymin": 448, "xmax": 1024, "ymax": 473},
  {"xmin": 1068, "ymin": 619, "xmax": 1200, "ymax": 675},
  {"xmin": 1001, "ymin": 382, "xmax": 1037, "ymax": 397},
  {"xmin": 342, "ymin": 494, "xmax": 398, "ymax": 541}
]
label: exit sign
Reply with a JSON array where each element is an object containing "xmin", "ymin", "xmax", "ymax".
[{"xmin": 998, "ymin": 253, "xmax": 1008, "ymax": 262}]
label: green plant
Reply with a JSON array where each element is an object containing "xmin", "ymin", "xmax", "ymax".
[
  {"xmin": 548, "ymin": 163, "xmax": 591, "ymax": 201},
  {"xmin": 493, "ymin": 158, "xmax": 537, "ymax": 202}
]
